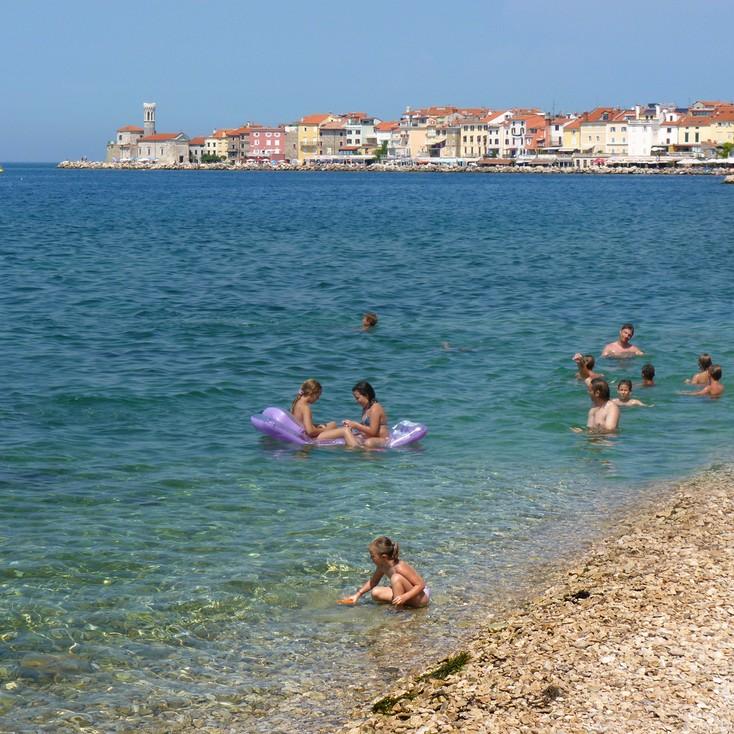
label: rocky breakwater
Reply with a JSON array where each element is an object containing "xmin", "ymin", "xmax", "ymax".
[
  {"xmin": 342, "ymin": 466, "xmax": 734, "ymax": 734},
  {"xmin": 724, "ymin": 174, "xmax": 734, "ymax": 184}
]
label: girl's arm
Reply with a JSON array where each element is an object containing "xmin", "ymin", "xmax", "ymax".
[
  {"xmin": 391, "ymin": 562, "xmax": 425, "ymax": 606},
  {"xmin": 299, "ymin": 404, "xmax": 322, "ymax": 438},
  {"xmin": 338, "ymin": 570, "xmax": 383, "ymax": 604}
]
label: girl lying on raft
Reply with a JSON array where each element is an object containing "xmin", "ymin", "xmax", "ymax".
[{"xmin": 316, "ymin": 380, "xmax": 389, "ymax": 448}]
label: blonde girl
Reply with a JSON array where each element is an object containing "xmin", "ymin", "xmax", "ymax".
[
  {"xmin": 290, "ymin": 379, "xmax": 337, "ymax": 438},
  {"xmin": 338, "ymin": 536, "xmax": 430, "ymax": 608}
]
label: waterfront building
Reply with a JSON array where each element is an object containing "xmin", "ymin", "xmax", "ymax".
[
  {"xmin": 319, "ymin": 121, "xmax": 347, "ymax": 155},
  {"xmin": 106, "ymin": 125, "xmax": 145, "ymax": 161},
  {"xmin": 374, "ymin": 121, "xmax": 399, "ymax": 150},
  {"xmin": 137, "ymin": 133, "xmax": 190, "ymax": 164},
  {"xmin": 284, "ymin": 124, "xmax": 299, "ymax": 162},
  {"xmin": 297, "ymin": 113, "xmax": 338, "ymax": 162},
  {"xmin": 248, "ymin": 127, "xmax": 286, "ymax": 161},
  {"xmin": 204, "ymin": 130, "xmax": 232, "ymax": 161},
  {"xmin": 188, "ymin": 136, "xmax": 206, "ymax": 163}
]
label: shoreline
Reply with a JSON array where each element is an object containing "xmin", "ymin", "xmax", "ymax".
[
  {"xmin": 56, "ymin": 160, "xmax": 734, "ymax": 176},
  {"xmin": 340, "ymin": 465, "xmax": 734, "ymax": 734}
]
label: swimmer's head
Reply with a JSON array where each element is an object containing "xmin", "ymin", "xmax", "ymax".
[
  {"xmin": 583, "ymin": 354, "xmax": 595, "ymax": 370},
  {"xmin": 698, "ymin": 353, "xmax": 713, "ymax": 370},
  {"xmin": 709, "ymin": 364, "xmax": 722, "ymax": 381},
  {"xmin": 369, "ymin": 536, "xmax": 400, "ymax": 562},
  {"xmin": 352, "ymin": 380, "xmax": 376, "ymax": 406},
  {"xmin": 291, "ymin": 379, "xmax": 322, "ymax": 412},
  {"xmin": 590, "ymin": 378, "xmax": 611, "ymax": 402},
  {"xmin": 617, "ymin": 379, "xmax": 633, "ymax": 401},
  {"xmin": 619, "ymin": 323, "xmax": 634, "ymax": 342},
  {"xmin": 362, "ymin": 312, "xmax": 378, "ymax": 329},
  {"xmin": 641, "ymin": 363, "xmax": 655, "ymax": 381}
]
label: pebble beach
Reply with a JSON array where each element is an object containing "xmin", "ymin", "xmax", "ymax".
[{"xmin": 341, "ymin": 465, "xmax": 734, "ymax": 734}]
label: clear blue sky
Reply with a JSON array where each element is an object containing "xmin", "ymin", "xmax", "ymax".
[{"xmin": 2, "ymin": 0, "xmax": 733, "ymax": 161}]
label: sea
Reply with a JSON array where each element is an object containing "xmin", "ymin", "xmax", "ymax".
[{"xmin": 1, "ymin": 163, "xmax": 733, "ymax": 732}]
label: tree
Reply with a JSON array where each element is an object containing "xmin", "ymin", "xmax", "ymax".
[
  {"xmin": 201, "ymin": 153, "xmax": 226, "ymax": 163},
  {"xmin": 718, "ymin": 142, "xmax": 734, "ymax": 159},
  {"xmin": 373, "ymin": 141, "xmax": 388, "ymax": 161}
]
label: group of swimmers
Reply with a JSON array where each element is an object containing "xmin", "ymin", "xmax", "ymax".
[
  {"xmin": 291, "ymin": 319, "xmax": 725, "ymax": 610},
  {"xmin": 574, "ymin": 323, "xmax": 725, "ymax": 432}
]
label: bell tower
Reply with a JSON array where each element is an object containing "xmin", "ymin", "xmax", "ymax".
[{"xmin": 143, "ymin": 102, "xmax": 157, "ymax": 137}]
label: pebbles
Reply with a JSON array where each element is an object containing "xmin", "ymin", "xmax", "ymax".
[{"xmin": 341, "ymin": 467, "xmax": 734, "ymax": 733}]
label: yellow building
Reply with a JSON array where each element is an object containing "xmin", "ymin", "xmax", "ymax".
[
  {"xmin": 204, "ymin": 129, "xmax": 233, "ymax": 160},
  {"xmin": 297, "ymin": 114, "xmax": 338, "ymax": 162}
]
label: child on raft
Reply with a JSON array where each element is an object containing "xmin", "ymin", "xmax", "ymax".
[
  {"xmin": 290, "ymin": 379, "xmax": 337, "ymax": 438},
  {"xmin": 316, "ymin": 380, "xmax": 389, "ymax": 448},
  {"xmin": 338, "ymin": 536, "xmax": 430, "ymax": 608}
]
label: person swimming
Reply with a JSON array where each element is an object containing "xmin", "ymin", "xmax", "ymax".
[
  {"xmin": 686, "ymin": 353, "xmax": 713, "ymax": 385},
  {"xmin": 601, "ymin": 323, "xmax": 644, "ymax": 359},
  {"xmin": 684, "ymin": 364, "xmax": 725, "ymax": 399},
  {"xmin": 361, "ymin": 312, "xmax": 378, "ymax": 331},
  {"xmin": 612, "ymin": 379, "xmax": 649, "ymax": 407}
]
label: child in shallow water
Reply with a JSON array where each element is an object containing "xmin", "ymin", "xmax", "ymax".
[
  {"xmin": 338, "ymin": 536, "xmax": 429, "ymax": 608},
  {"xmin": 361, "ymin": 312, "xmax": 378, "ymax": 330},
  {"xmin": 290, "ymin": 379, "xmax": 337, "ymax": 438},
  {"xmin": 684, "ymin": 364, "xmax": 725, "ymax": 399}
]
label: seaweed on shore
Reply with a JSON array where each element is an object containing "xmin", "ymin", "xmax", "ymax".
[
  {"xmin": 371, "ymin": 651, "xmax": 471, "ymax": 714},
  {"xmin": 418, "ymin": 651, "xmax": 471, "ymax": 682}
]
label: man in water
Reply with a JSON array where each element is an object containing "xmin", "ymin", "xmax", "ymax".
[
  {"xmin": 601, "ymin": 323, "xmax": 644, "ymax": 358},
  {"xmin": 586, "ymin": 378, "xmax": 620, "ymax": 432}
]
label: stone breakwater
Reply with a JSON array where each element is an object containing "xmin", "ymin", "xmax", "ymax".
[
  {"xmin": 57, "ymin": 160, "xmax": 734, "ymax": 176},
  {"xmin": 340, "ymin": 466, "xmax": 734, "ymax": 734}
]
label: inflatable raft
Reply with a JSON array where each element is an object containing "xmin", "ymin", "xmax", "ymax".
[{"xmin": 251, "ymin": 407, "xmax": 427, "ymax": 448}]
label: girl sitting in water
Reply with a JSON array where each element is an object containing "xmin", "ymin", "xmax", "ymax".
[
  {"xmin": 316, "ymin": 380, "xmax": 389, "ymax": 448},
  {"xmin": 290, "ymin": 379, "xmax": 337, "ymax": 438},
  {"xmin": 686, "ymin": 353, "xmax": 713, "ymax": 385},
  {"xmin": 338, "ymin": 536, "xmax": 429, "ymax": 608}
]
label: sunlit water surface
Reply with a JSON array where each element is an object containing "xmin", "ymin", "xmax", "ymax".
[{"xmin": 1, "ymin": 165, "xmax": 733, "ymax": 731}]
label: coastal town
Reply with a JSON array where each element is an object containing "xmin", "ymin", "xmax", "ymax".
[{"xmin": 61, "ymin": 99, "xmax": 734, "ymax": 172}]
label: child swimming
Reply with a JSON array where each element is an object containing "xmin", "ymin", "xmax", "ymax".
[
  {"xmin": 361, "ymin": 312, "xmax": 378, "ymax": 331},
  {"xmin": 684, "ymin": 364, "xmax": 725, "ymax": 399},
  {"xmin": 686, "ymin": 353, "xmax": 713, "ymax": 385},
  {"xmin": 338, "ymin": 536, "xmax": 429, "ymax": 608},
  {"xmin": 316, "ymin": 381, "xmax": 390, "ymax": 448},
  {"xmin": 612, "ymin": 379, "xmax": 649, "ymax": 407},
  {"xmin": 290, "ymin": 379, "xmax": 337, "ymax": 438},
  {"xmin": 640, "ymin": 363, "xmax": 656, "ymax": 387},
  {"xmin": 573, "ymin": 353, "xmax": 603, "ymax": 386}
]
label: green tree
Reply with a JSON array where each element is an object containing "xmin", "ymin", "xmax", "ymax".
[
  {"xmin": 201, "ymin": 153, "xmax": 226, "ymax": 163},
  {"xmin": 718, "ymin": 142, "xmax": 734, "ymax": 159},
  {"xmin": 373, "ymin": 141, "xmax": 388, "ymax": 161}
]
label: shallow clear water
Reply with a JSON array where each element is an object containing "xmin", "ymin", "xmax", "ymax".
[{"xmin": 1, "ymin": 164, "xmax": 733, "ymax": 731}]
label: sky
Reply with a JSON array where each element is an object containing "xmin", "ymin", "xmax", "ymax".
[{"xmin": 2, "ymin": 0, "xmax": 733, "ymax": 161}]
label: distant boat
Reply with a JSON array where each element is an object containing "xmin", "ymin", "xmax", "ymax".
[{"xmin": 0, "ymin": 165, "xmax": 4, "ymax": 173}]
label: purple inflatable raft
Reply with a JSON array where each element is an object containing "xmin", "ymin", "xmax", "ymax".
[{"xmin": 251, "ymin": 407, "xmax": 427, "ymax": 448}]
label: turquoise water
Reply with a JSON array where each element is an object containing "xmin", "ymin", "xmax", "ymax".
[{"xmin": 1, "ymin": 164, "xmax": 733, "ymax": 732}]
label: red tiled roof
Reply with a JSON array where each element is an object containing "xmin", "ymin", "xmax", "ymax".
[
  {"xmin": 139, "ymin": 133, "xmax": 182, "ymax": 142},
  {"xmin": 301, "ymin": 113, "xmax": 333, "ymax": 125},
  {"xmin": 117, "ymin": 125, "xmax": 144, "ymax": 133},
  {"xmin": 375, "ymin": 121, "xmax": 399, "ymax": 131},
  {"xmin": 189, "ymin": 137, "xmax": 206, "ymax": 145},
  {"xmin": 320, "ymin": 121, "xmax": 347, "ymax": 130}
]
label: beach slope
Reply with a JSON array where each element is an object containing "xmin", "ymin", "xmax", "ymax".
[{"xmin": 342, "ymin": 467, "xmax": 734, "ymax": 734}]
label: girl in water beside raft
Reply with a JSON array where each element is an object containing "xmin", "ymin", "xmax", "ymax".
[
  {"xmin": 338, "ymin": 536, "xmax": 429, "ymax": 608},
  {"xmin": 290, "ymin": 379, "xmax": 337, "ymax": 438},
  {"xmin": 316, "ymin": 380, "xmax": 390, "ymax": 448}
]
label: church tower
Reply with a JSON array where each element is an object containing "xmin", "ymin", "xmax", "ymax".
[{"xmin": 143, "ymin": 102, "xmax": 157, "ymax": 137}]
